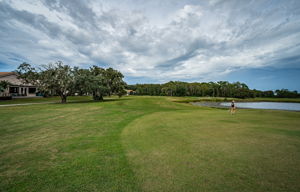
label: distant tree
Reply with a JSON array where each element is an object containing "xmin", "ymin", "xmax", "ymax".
[
  {"xmin": 17, "ymin": 62, "xmax": 127, "ymax": 102},
  {"xmin": 16, "ymin": 62, "xmax": 50, "ymax": 96},
  {"xmin": 132, "ymin": 81, "xmax": 277, "ymax": 98},
  {"xmin": 73, "ymin": 68, "xmax": 91, "ymax": 96},
  {"xmin": 17, "ymin": 61, "xmax": 76, "ymax": 103},
  {"xmin": 89, "ymin": 66, "xmax": 109, "ymax": 101},
  {"xmin": 275, "ymin": 89, "xmax": 299, "ymax": 98},
  {"xmin": 103, "ymin": 67, "xmax": 126, "ymax": 97},
  {"xmin": 117, "ymin": 89, "xmax": 127, "ymax": 98},
  {"xmin": 125, "ymin": 84, "xmax": 137, "ymax": 91},
  {"xmin": 75, "ymin": 66, "xmax": 127, "ymax": 101},
  {"xmin": 262, "ymin": 90, "xmax": 275, "ymax": 97}
]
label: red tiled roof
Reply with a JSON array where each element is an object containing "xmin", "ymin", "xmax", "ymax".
[{"xmin": 0, "ymin": 72, "xmax": 15, "ymax": 77}]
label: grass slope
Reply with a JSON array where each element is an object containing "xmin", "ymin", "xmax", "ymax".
[{"xmin": 1, "ymin": 96, "xmax": 300, "ymax": 191}]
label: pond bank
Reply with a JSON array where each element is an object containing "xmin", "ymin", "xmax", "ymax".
[{"xmin": 191, "ymin": 101, "xmax": 300, "ymax": 111}]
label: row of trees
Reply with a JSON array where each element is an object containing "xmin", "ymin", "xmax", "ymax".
[
  {"xmin": 17, "ymin": 61, "xmax": 126, "ymax": 103},
  {"xmin": 126, "ymin": 81, "xmax": 300, "ymax": 98},
  {"xmin": 274, "ymin": 89, "xmax": 300, "ymax": 98}
]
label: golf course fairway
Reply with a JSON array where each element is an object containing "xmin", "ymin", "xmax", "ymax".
[{"xmin": 1, "ymin": 96, "xmax": 300, "ymax": 191}]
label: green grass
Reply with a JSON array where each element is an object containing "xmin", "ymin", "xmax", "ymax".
[
  {"xmin": 0, "ymin": 96, "xmax": 93, "ymax": 105},
  {"xmin": 1, "ymin": 96, "xmax": 300, "ymax": 191}
]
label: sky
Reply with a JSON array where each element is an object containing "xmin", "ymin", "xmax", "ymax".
[{"xmin": 0, "ymin": 0, "xmax": 300, "ymax": 91}]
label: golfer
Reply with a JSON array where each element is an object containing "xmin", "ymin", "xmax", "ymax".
[{"xmin": 230, "ymin": 100, "xmax": 236, "ymax": 114}]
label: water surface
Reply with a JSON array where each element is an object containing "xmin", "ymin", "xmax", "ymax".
[{"xmin": 220, "ymin": 102, "xmax": 300, "ymax": 111}]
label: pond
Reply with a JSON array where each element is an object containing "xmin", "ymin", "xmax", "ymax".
[
  {"xmin": 221, "ymin": 102, "xmax": 300, "ymax": 111},
  {"xmin": 191, "ymin": 102, "xmax": 300, "ymax": 111}
]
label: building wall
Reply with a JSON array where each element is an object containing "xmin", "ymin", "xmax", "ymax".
[{"xmin": 0, "ymin": 74, "xmax": 37, "ymax": 97}]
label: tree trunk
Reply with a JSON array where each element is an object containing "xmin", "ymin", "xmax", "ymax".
[
  {"xmin": 99, "ymin": 94, "xmax": 104, "ymax": 101},
  {"xmin": 93, "ymin": 93, "xmax": 104, "ymax": 101},
  {"xmin": 61, "ymin": 95, "xmax": 67, "ymax": 103}
]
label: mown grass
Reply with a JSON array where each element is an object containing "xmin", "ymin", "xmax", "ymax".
[
  {"xmin": 0, "ymin": 96, "xmax": 93, "ymax": 105},
  {"xmin": 1, "ymin": 96, "xmax": 300, "ymax": 191},
  {"xmin": 1, "ymin": 96, "xmax": 300, "ymax": 105}
]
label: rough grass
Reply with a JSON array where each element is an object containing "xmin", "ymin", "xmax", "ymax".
[{"xmin": 1, "ymin": 96, "xmax": 300, "ymax": 191}]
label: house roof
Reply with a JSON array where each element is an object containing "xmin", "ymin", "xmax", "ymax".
[
  {"xmin": 0, "ymin": 72, "xmax": 15, "ymax": 77},
  {"xmin": 0, "ymin": 72, "xmax": 35, "ymax": 86}
]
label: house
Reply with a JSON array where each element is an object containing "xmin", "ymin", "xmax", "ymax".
[
  {"xmin": 126, "ymin": 89, "xmax": 136, "ymax": 95},
  {"xmin": 0, "ymin": 72, "xmax": 38, "ymax": 97}
]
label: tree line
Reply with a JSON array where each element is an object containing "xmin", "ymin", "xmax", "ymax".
[
  {"xmin": 2, "ymin": 62, "xmax": 299, "ymax": 102},
  {"xmin": 126, "ymin": 81, "xmax": 300, "ymax": 98},
  {"xmin": 16, "ymin": 61, "xmax": 126, "ymax": 103}
]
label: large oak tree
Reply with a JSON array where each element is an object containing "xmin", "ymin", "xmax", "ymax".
[{"xmin": 16, "ymin": 62, "xmax": 126, "ymax": 103}]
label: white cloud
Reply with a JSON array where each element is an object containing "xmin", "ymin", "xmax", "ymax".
[{"xmin": 0, "ymin": 0, "xmax": 300, "ymax": 82}]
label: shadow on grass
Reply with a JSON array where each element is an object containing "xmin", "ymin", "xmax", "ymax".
[{"xmin": 54, "ymin": 97, "xmax": 132, "ymax": 105}]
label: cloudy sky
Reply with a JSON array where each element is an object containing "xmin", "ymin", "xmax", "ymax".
[{"xmin": 1, "ymin": 0, "xmax": 300, "ymax": 91}]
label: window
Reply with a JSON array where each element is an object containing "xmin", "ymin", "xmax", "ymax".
[
  {"xmin": 9, "ymin": 87, "xmax": 19, "ymax": 93},
  {"xmin": 29, "ymin": 88, "xmax": 36, "ymax": 94}
]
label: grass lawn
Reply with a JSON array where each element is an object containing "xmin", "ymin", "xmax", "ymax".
[
  {"xmin": 0, "ymin": 96, "xmax": 94, "ymax": 105},
  {"xmin": 0, "ymin": 96, "xmax": 300, "ymax": 191}
]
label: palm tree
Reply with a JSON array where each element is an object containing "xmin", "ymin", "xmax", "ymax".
[{"xmin": 0, "ymin": 80, "xmax": 11, "ymax": 93}]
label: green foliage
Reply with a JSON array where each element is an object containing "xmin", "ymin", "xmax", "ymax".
[
  {"xmin": 275, "ymin": 89, "xmax": 299, "ymax": 98},
  {"xmin": 125, "ymin": 84, "xmax": 137, "ymax": 91},
  {"xmin": 117, "ymin": 89, "xmax": 127, "ymax": 98},
  {"xmin": 17, "ymin": 61, "xmax": 76, "ymax": 103},
  {"xmin": 104, "ymin": 67, "xmax": 126, "ymax": 96},
  {"xmin": 0, "ymin": 80, "xmax": 11, "ymax": 92},
  {"xmin": 87, "ymin": 66, "xmax": 126, "ymax": 100},
  {"xmin": 133, "ymin": 81, "xmax": 299, "ymax": 98},
  {"xmin": 16, "ymin": 62, "xmax": 126, "ymax": 103}
]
